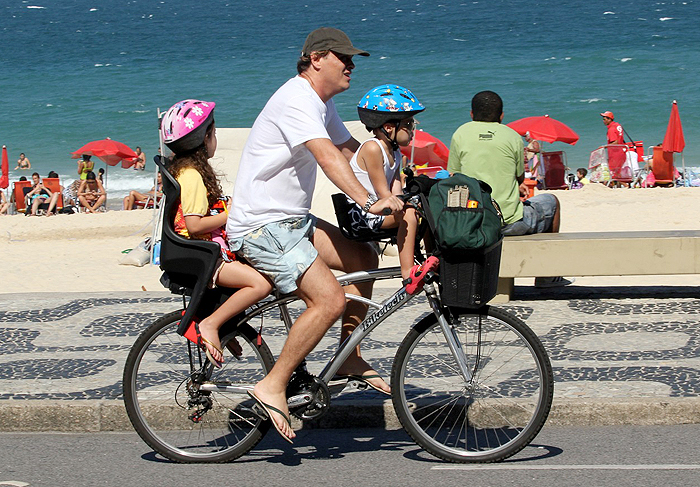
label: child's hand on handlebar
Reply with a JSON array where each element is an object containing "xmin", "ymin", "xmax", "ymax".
[{"xmin": 369, "ymin": 195, "xmax": 404, "ymax": 216}]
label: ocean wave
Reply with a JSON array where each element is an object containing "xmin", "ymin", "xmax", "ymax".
[
  {"xmin": 27, "ymin": 6, "xmax": 46, "ymax": 9},
  {"xmin": 604, "ymin": 11, "xmax": 615, "ymax": 15},
  {"xmin": 579, "ymin": 98, "xmax": 602, "ymax": 103},
  {"xmin": 621, "ymin": 58, "xmax": 633, "ymax": 62},
  {"xmin": 659, "ymin": 17, "xmax": 674, "ymax": 21}
]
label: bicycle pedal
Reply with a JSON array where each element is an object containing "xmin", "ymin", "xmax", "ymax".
[{"xmin": 347, "ymin": 378, "xmax": 369, "ymax": 391}]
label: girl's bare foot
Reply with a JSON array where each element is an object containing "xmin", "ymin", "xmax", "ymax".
[{"xmin": 197, "ymin": 319, "xmax": 224, "ymax": 365}]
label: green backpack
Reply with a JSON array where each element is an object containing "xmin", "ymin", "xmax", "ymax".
[{"xmin": 426, "ymin": 173, "xmax": 503, "ymax": 250}]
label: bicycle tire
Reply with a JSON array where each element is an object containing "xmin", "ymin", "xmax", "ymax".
[
  {"xmin": 123, "ymin": 310, "xmax": 274, "ymax": 463},
  {"xmin": 391, "ymin": 306, "xmax": 553, "ymax": 463}
]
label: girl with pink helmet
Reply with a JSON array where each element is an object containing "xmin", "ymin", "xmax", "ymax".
[{"xmin": 161, "ymin": 99, "xmax": 272, "ymax": 367}]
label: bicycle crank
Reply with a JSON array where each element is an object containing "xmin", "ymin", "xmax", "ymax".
[{"xmin": 286, "ymin": 371, "xmax": 330, "ymax": 420}]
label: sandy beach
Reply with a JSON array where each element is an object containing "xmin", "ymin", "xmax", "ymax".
[
  {"xmin": 1, "ymin": 125, "xmax": 698, "ymax": 294},
  {"xmin": 2, "ymin": 179, "xmax": 699, "ymax": 294}
]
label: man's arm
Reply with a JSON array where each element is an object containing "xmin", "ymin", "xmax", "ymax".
[
  {"xmin": 306, "ymin": 138, "xmax": 403, "ymax": 215},
  {"xmin": 335, "ymin": 137, "xmax": 360, "ymax": 162}
]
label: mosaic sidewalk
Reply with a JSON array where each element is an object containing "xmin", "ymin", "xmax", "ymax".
[{"xmin": 1, "ymin": 289, "xmax": 699, "ymax": 429}]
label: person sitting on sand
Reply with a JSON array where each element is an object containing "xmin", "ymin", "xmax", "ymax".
[
  {"xmin": 25, "ymin": 172, "xmax": 60, "ymax": 216},
  {"xmin": 77, "ymin": 171, "xmax": 107, "ymax": 213},
  {"xmin": 15, "ymin": 153, "xmax": 31, "ymax": 170},
  {"xmin": 123, "ymin": 172, "xmax": 163, "ymax": 210}
]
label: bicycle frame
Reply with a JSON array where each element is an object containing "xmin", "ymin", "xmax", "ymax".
[{"xmin": 200, "ymin": 261, "xmax": 475, "ymax": 397}]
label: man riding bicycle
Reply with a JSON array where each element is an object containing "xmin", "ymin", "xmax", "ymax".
[{"xmin": 226, "ymin": 27, "xmax": 403, "ymax": 442}]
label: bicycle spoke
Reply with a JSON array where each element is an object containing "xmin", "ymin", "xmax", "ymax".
[{"xmin": 392, "ymin": 307, "xmax": 553, "ymax": 463}]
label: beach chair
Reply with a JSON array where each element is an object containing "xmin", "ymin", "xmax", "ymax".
[
  {"xmin": 606, "ymin": 144, "xmax": 634, "ymax": 186},
  {"xmin": 42, "ymin": 177, "xmax": 64, "ymax": 209},
  {"xmin": 649, "ymin": 146, "xmax": 675, "ymax": 186},
  {"xmin": 12, "ymin": 180, "xmax": 32, "ymax": 213},
  {"xmin": 540, "ymin": 151, "xmax": 568, "ymax": 190},
  {"xmin": 133, "ymin": 194, "xmax": 162, "ymax": 210}
]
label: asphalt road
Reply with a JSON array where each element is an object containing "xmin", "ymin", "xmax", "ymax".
[{"xmin": 1, "ymin": 425, "xmax": 699, "ymax": 487}]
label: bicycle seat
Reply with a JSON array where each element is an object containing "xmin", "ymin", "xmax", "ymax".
[
  {"xmin": 155, "ymin": 157, "xmax": 223, "ymax": 336},
  {"xmin": 331, "ymin": 193, "xmax": 397, "ymax": 242}
]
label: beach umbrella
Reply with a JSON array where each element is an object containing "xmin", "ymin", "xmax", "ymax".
[
  {"xmin": 507, "ymin": 115, "xmax": 580, "ymax": 145},
  {"xmin": 400, "ymin": 129, "xmax": 450, "ymax": 168},
  {"xmin": 0, "ymin": 145, "xmax": 8, "ymax": 190},
  {"xmin": 71, "ymin": 138, "xmax": 138, "ymax": 168},
  {"xmin": 662, "ymin": 100, "xmax": 687, "ymax": 186}
]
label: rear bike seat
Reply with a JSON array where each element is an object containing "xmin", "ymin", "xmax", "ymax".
[
  {"xmin": 331, "ymin": 193, "xmax": 397, "ymax": 242},
  {"xmin": 155, "ymin": 157, "xmax": 234, "ymax": 336}
]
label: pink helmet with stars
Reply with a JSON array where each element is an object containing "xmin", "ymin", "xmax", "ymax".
[{"xmin": 160, "ymin": 99, "xmax": 216, "ymax": 153}]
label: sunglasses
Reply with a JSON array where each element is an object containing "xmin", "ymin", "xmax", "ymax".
[{"xmin": 331, "ymin": 51, "xmax": 354, "ymax": 66}]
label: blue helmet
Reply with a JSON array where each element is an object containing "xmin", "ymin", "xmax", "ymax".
[{"xmin": 357, "ymin": 84, "xmax": 425, "ymax": 129}]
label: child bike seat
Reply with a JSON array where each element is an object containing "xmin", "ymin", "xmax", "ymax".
[
  {"xmin": 155, "ymin": 156, "xmax": 222, "ymax": 336},
  {"xmin": 331, "ymin": 193, "xmax": 397, "ymax": 242}
]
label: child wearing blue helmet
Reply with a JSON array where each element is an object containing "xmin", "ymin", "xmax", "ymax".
[{"xmin": 349, "ymin": 84, "xmax": 425, "ymax": 278}]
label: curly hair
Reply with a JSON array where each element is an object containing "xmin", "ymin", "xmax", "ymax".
[{"xmin": 167, "ymin": 125, "xmax": 222, "ymax": 209}]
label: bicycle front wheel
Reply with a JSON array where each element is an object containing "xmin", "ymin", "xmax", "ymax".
[
  {"xmin": 123, "ymin": 310, "xmax": 274, "ymax": 463},
  {"xmin": 392, "ymin": 306, "xmax": 553, "ymax": 463}
]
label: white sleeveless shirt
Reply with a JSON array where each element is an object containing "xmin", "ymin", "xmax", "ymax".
[{"xmin": 347, "ymin": 138, "xmax": 401, "ymax": 201}]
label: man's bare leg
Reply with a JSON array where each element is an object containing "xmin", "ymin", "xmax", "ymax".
[
  {"xmin": 312, "ymin": 219, "xmax": 391, "ymax": 393},
  {"xmin": 252, "ymin": 255, "xmax": 346, "ymax": 441}
]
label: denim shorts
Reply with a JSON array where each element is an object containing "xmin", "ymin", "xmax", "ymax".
[
  {"xmin": 501, "ymin": 194, "xmax": 558, "ymax": 236},
  {"xmin": 228, "ymin": 215, "xmax": 318, "ymax": 294}
]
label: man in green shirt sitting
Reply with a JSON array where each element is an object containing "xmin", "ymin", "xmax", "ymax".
[{"xmin": 447, "ymin": 90, "xmax": 572, "ymax": 288}]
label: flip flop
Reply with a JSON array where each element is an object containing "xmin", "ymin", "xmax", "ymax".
[
  {"xmin": 333, "ymin": 373, "xmax": 392, "ymax": 396},
  {"xmin": 247, "ymin": 391, "xmax": 294, "ymax": 444},
  {"xmin": 195, "ymin": 323, "xmax": 224, "ymax": 368}
]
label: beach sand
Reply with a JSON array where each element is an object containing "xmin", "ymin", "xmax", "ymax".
[{"xmin": 1, "ymin": 125, "xmax": 699, "ymax": 294}]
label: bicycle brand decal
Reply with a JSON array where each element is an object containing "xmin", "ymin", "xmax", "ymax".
[{"xmin": 361, "ymin": 290, "xmax": 407, "ymax": 332}]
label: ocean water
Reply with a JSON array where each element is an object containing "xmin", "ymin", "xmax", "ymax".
[{"xmin": 2, "ymin": 0, "xmax": 699, "ymax": 202}]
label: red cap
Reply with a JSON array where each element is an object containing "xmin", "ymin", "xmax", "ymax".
[{"xmin": 600, "ymin": 111, "xmax": 614, "ymax": 120}]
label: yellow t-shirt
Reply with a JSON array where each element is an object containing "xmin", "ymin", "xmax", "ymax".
[{"xmin": 175, "ymin": 167, "xmax": 209, "ymax": 238}]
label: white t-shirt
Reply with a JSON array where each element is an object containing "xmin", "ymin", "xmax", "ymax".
[
  {"xmin": 347, "ymin": 138, "xmax": 400, "ymax": 201},
  {"xmin": 226, "ymin": 76, "xmax": 351, "ymax": 239}
]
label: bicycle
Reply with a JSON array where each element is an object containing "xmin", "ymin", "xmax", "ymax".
[{"xmin": 122, "ymin": 165, "xmax": 553, "ymax": 464}]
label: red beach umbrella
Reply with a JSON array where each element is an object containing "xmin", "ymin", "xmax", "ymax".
[
  {"xmin": 662, "ymin": 100, "xmax": 685, "ymax": 153},
  {"xmin": 400, "ymin": 129, "xmax": 450, "ymax": 167},
  {"xmin": 662, "ymin": 100, "xmax": 687, "ymax": 185},
  {"xmin": 507, "ymin": 115, "xmax": 580, "ymax": 145},
  {"xmin": 0, "ymin": 145, "xmax": 8, "ymax": 190},
  {"xmin": 71, "ymin": 138, "xmax": 138, "ymax": 168}
]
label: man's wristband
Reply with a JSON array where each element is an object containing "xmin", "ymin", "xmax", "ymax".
[{"xmin": 363, "ymin": 194, "xmax": 378, "ymax": 212}]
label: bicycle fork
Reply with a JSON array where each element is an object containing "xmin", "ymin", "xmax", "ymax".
[{"xmin": 424, "ymin": 282, "xmax": 475, "ymax": 384}]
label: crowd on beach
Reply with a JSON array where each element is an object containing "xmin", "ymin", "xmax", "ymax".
[{"xmin": 0, "ymin": 146, "xmax": 156, "ymax": 216}]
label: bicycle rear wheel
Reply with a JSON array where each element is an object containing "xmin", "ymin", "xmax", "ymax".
[
  {"xmin": 123, "ymin": 310, "xmax": 274, "ymax": 463},
  {"xmin": 392, "ymin": 306, "xmax": 553, "ymax": 463}
]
